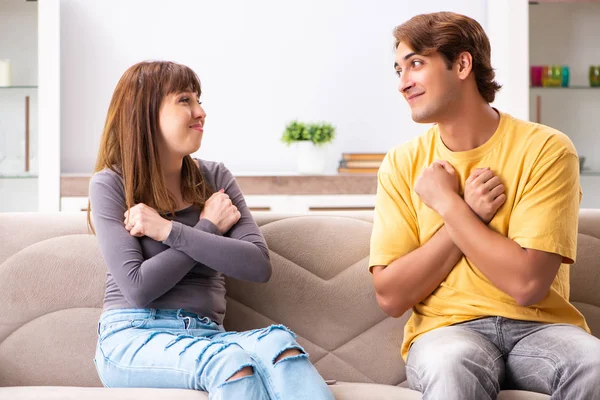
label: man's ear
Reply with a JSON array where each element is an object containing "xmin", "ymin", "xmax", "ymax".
[{"xmin": 456, "ymin": 51, "xmax": 473, "ymax": 80}]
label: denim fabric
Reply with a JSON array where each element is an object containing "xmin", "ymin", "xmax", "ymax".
[
  {"xmin": 406, "ymin": 317, "xmax": 600, "ymax": 400},
  {"xmin": 94, "ymin": 309, "xmax": 334, "ymax": 400}
]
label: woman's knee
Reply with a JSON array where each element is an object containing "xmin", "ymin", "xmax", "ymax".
[
  {"xmin": 255, "ymin": 325, "xmax": 307, "ymax": 365},
  {"xmin": 226, "ymin": 365, "xmax": 254, "ymax": 382},
  {"xmin": 203, "ymin": 343, "xmax": 256, "ymax": 385}
]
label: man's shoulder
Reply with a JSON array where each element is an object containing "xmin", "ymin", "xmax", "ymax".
[
  {"xmin": 503, "ymin": 113, "xmax": 577, "ymax": 158},
  {"xmin": 381, "ymin": 127, "xmax": 436, "ymax": 175}
]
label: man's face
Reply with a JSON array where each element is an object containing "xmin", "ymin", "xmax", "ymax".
[{"xmin": 394, "ymin": 42, "xmax": 459, "ymax": 123}]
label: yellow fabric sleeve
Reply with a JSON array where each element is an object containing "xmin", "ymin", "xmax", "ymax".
[
  {"xmin": 369, "ymin": 155, "xmax": 420, "ymax": 270},
  {"xmin": 508, "ymin": 152, "xmax": 580, "ymax": 263}
]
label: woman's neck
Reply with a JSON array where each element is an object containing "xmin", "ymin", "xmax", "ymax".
[{"xmin": 160, "ymin": 154, "xmax": 187, "ymax": 208}]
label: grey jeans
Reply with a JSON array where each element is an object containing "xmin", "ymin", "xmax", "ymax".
[{"xmin": 406, "ymin": 317, "xmax": 600, "ymax": 400}]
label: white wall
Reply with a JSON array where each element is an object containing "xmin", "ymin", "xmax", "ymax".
[
  {"xmin": 486, "ymin": 0, "xmax": 528, "ymax": 121},
  {"xmin": 529, "ymin": 2, "xmax": 600, "ymax": 207},
  {"xmin": 59, "ymin": 0, "xmax": 491, "ymax": 175}
]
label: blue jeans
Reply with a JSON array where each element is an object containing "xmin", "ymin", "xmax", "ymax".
[
  {"xmin": 406, "ymin": 317, "xmax": 600, "ymax": 400},
  {"xmin": 94, "ymin": 309, "xmax": 334, "ymax": 400}
]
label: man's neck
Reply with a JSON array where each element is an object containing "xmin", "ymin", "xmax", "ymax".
[{"xmin": 437, "ymin": 100, "xmax": 500, "ymax": 152}]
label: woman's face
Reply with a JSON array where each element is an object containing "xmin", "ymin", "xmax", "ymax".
[{"xmin": 158, "ymin": 91, "xmax": 206, "ymax": 159}]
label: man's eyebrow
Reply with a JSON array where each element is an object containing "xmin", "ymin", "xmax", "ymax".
[
  {"xmin": 404, "ymin": 52, "xmax": 417, "ymax": 61},
  {"xmin": 394, "ymin": 52, "xmax": 418, "ymax": 70}
]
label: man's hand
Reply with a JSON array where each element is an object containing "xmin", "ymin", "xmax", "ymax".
[
  {"xmin": 124, "ymin": 203, "xmax": 173, "ymax": 241},
  {"xmin": 200, "ymin": 189, "xmax": 241, "ymax": 234},
  {"xmin": 415, "ymin": 160, "xmax": 459, "ymax": 214},
  {"xmin": 464, "ymin": 168, "xmax": 506, "ymax": 224}
]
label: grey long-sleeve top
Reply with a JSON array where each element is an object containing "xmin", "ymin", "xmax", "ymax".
[{"xmin": 89, "ymin": 159, "xmax": 271, "ymax": 324}]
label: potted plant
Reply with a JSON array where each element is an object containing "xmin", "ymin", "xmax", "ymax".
[{"xmin": 281, "ymin": 121, "xmax": 335, "ymax": 174}]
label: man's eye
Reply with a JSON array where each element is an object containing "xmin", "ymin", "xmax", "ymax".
[
  {"xmin": 395, "ymin": 70, "xmax": 402, "ymax": 78},
  {"xmin": 180, "ymin": 97, "xmax": 189, "ymax": 103},
  {"xmin": 412, "ymin": 60, "xmax": 423, "ymax": 67}
]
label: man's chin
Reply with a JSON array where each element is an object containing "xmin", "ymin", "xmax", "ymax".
[{"xmin": 411, "ymin": 112, "xmax": 431, "ymax": 124}]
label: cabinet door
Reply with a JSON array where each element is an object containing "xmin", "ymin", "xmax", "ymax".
[{"xmin": 0, "ymin": 178, "xmax": 38, "ymax": 212}]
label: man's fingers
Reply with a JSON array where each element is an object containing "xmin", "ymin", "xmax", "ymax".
[
  {"xmin": 466, "ymin": 167, "xmax": 489, "ymax": 184},
  {"xmin": 473, "ymin": 169, "xmax": 494, "ymax": 186},
  {"xmin": 489, "ymin": 184, "xmax": 505, "ymax": 199},
  {"xmin": 493, "ymin": 193, "xmax": 507, "ymax": 208},
  {"xmin": 433, "ymin": 160, "xmax": 455, "ymax": 174},
  {"xmin": 484, "ymin": 176, "xmax": 502, "ymax": 191}
]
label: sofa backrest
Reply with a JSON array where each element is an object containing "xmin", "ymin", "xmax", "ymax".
[{"xmin": 0, "ymin": 211, "xmax": 598, "ymax": 388}]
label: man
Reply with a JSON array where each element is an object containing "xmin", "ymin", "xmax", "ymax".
[{"xmin": 370, "ymin": 11, "xmax": 600, "ymax": 399}]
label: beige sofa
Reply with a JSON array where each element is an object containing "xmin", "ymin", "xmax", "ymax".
[{"xmin": 0, "ymin": 210, "xmax": 599, "ymax": 400}]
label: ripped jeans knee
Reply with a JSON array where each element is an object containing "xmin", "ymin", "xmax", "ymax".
[{"xmin": 254, "ymin": 324, "xmax": 309, "ymax": 366}]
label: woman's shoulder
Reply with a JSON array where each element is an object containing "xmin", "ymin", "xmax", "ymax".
[
  {"xmin": 194, "ymin": 158, "xmax": 226, "ymax": 173},
  {"xmin": 194, "ymin": 158, "xmax": 234, "ymax": 184},
  {"xmin": 89, "ymin": 167, "xmax": 125, "ymax": 197},
  {"xmin": 194, "ymin": 158, "xmax": 235, "ymax": 195}
]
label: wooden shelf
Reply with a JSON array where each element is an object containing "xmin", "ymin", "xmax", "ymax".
[{"xmin": 61, "ymin": 174, "xmax": 378, "ymax": 197}]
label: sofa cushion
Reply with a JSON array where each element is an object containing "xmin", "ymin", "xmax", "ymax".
[
  {"xmin": 0, "ymin": 211, "xmax": 595, "ymax": 399},
  {"xmin": 225, "ymin": 215, "xmax": 410, "ymax": 385},
  {"xmin": 0, "ymin": 385, "xmax": 551, "ymax": 400},
  {"xmin": 571, "ymin": 233, "xmax": 600, "ymax": 336}
]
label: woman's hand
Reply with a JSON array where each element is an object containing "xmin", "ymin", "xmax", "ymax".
[
  {"xmin": 124, "ymin": 203, "xmax": 173, "ymax": 241},
  {"xmin": 200, "ymin": 189, "xmax": 241, "ymax": 234}
]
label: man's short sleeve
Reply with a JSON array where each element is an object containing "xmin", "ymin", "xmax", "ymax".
[
  {"xmin": 508, "ymin": 152, "xmax": 581, "ymax": 264},
  {"xmin": 369, "ymin": 153, "xmax": 420, "ymax": 271}
]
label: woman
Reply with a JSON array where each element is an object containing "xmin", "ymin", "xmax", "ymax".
[{"xmin": 89, "ymin": 61, "xmax": 334, "ymax": 400}]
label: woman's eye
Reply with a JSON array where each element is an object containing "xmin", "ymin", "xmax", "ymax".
[
  {"xmin": 412, "ymin": 60, "xmax": 423, "ymax": 67},
  {"xmin": 395, "ymin": 70, "xmax": 402, "ymax": 78}
]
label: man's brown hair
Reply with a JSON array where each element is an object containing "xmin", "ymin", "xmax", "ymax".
[{"xmin": 394, "ymin": 12, "xmax": 501, "ymax": 103}]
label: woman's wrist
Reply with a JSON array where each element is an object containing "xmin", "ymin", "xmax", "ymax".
[{"xmin": 160, "ymin": 220, "xmax": 173, "ymax": 242}]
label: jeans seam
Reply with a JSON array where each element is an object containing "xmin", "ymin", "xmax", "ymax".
[
  {"xmin": 509, "ymin": 351, "xmax": 562, "ymax": 392},
  {"xmin": 247, "ymin": 351, "xmax": 279, "ymax": 399},
  {"xmin": 100, "ymin": 352, "xmax": 198, "ymax": 376},
  {"xmin": 405, "ymin": 364, "xmax": 423, "ymax": 392},
  {"xmin": 495, "ymin": 317, "xmax": 507, "ymax": 355},
  {"xmin": 483, "ymin": 354, "xmax": 504, "ymax": 398}
]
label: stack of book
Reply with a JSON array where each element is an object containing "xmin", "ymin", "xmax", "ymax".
[{"xmin": 337, "ymin": 153, "xmax": 386, "ymax": 174}]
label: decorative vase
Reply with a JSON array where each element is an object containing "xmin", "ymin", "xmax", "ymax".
[{"xmin": 295, "ymin": 141, "xmax": 326, "ymax": 175}]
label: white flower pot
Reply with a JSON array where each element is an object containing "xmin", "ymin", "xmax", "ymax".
[{"xmin": 295, "ymin": 141, "xmax": 326, "ymax": 175}]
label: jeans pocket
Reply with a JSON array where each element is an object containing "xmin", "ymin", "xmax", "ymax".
[
  {"xmin": 130, "ymin": 318, "xmax": 150, "ymax": 329},
  {"xmin": 98, "ymin": 318, "xmax": 149, "ymax": 343}
]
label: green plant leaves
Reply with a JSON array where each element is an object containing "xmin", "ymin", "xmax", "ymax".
[{"xmin": 281, "ymin": 120, "xmax": 336, "ymax": 146}]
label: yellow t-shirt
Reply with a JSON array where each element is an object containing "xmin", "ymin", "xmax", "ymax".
[{"xmin": 369, "ymin": 111, "xmax": 590, "ymax": 360}]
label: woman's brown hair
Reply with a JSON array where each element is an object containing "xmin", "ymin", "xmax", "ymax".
[
  {"xmin": 393, "ymin": 12, "xmax": 502, "ymax": 103},
  {"xmin": 87, "ymin": 61, "xmax": 213, "ymax": 233}
]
